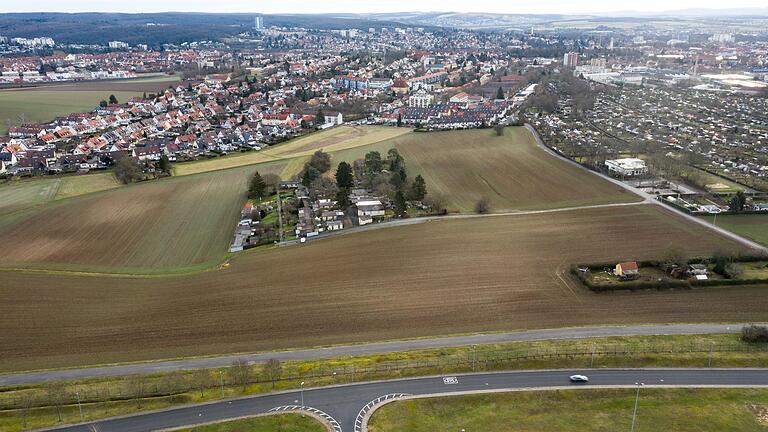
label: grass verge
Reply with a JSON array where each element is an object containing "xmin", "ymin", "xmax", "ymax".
[
  {"xmin": 368, "ymin": 388, "xmax": 768, "ymax": 432},
  {"xmin": 1, "ymin": 333, "xmax": 767, "ymax": 431},
  {"xmin": 175, "ymin": 413, "xmax": 327, "ymax": 432}
]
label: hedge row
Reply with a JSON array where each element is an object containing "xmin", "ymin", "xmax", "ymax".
[{"xmin": 571, "ymin": 259, "xmax": 768, "ymax": 293}]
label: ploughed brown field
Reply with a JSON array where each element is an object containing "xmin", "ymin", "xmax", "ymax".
[
  {"xmin": 2, "ymin": 204, "xmax": 765, "ymax": 372},
  {"xmin": 0, "ymin": 162, "xmax": 283, "ymax": 274}
]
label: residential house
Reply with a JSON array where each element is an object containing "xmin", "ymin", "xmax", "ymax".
[
  {"xmin": 355, "ymin": 199, "xmax": 385, "ymax": 225},
  {"xmin": 615, "ymin": 261, "xmax": 639, "ymax": 277}
]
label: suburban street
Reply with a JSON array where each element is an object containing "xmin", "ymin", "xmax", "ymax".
[
  {"xmin": 41, "ymin": 368, "xmax": 768, "ymax": 432},
  {"xmin": 1, "ymin": 323, "xmax": 753, "ymax": 386}
]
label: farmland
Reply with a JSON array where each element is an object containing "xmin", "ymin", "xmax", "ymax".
[
  {"xmin": 174, "ymin": 125, "xmax": 411, "ymax": 177},
  {"xmin": 0, "ymin": 167, "xmax": 261, "ymax": 274},
  {"xmin": 699, "ymin": 214, "xmax": 768, "ymax": 247},
  {"xmin": 393, "ymin": 128, "xmax": 639, "ymax": 212},
  {"xmin": 0, "ymin": 75, "xmax": 179, "ymax": 134},
  {"xmin": 369, "ymin": 388, "xmax": 768, "ymax": 432},
  {"xmin": 0, "ymin": 90, "xmax": 144, "ymax": 135},
  {"xmin": 2, "ymin": 204, "xmax": 765, "ymax": 371}
]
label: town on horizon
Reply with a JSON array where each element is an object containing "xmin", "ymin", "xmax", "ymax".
[{"xmin": 1, "ymin": 7, "xmax": 768, "ymax": 432}]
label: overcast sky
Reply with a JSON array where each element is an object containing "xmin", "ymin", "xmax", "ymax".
[{"xmin": 4, "ymin": 0, "xmax": 767, "ymax": 14}]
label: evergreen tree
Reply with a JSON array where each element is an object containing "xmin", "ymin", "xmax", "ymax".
[
  {"xmin": 249, "ymin": 171, "xmax": 267, "ymax": 200},
  {"xmin": 335, "ymin": 161, "xmax": 354, "ymax": 189},
  {"xmin": 301, "ymin": 166, "xmax": 320, "ymax": 188},
  {"xmin": 158, "ymin": 154, "xmax": 172, "ymax": 175},
  {"xmin": 496, "ymin": 86, "xmax": 505, "ymax": 100},
  {"xmin": 316, "ymin": 108, "xmax": 325, "ymax": 126},
  {"xmin": 394, "ymin": 190, "xmax": 407, "ymax": 217},
  {"xmin": 387, "ymin": 148, "xmax": 405, "ymax": 172},
  {"xmin": 335, "ymin": 188, "xmax": 351, "ymax": 209},
  {"xmin": 390, "ymin": 167, "xmax": 407, "ymax": 190},
  {"xmin": 364, "ymin": 151, "xmax": 383, "ymax": 176},
  {"xmin": 108, "ymin": 94, "xmax": 118, "ymax": 105},
  {"xmin": 409, "ymin": 174, "xmax": 427, "ymax": 201},
  {"xmin": 729, "ymin": 191, "xmax": 747, "ymax": 212},
  {"xmin": 396, "ymin": 113, "xmax": 402, "ymax": 127}
]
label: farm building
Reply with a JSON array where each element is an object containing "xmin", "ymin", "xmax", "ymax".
[
  {"xmin": 615, "ymin": 261, "xmax": 639, "ymax": 277},
  {"xmin": 605, "ymin": 158, "xmax": 648, "ymax": 177}
]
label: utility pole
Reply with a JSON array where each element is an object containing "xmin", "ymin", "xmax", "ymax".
[
  {"xmin": 630, "ymin": 382, "xmax": 644, "ymax": 432},
  {"xmin": 219, "ymin": 371, "xmax": 225, "ymax": 398},
  {"xmin": 708, "ymin": 343, "xmax": 714, "ymax": 367},
  {"xmin": 277, "ymin": 189, "xmax": 284, "ymax": 243},
  {"xmin": 590, "ymin": 344, "xmax": 596, "ymax": 368},
  {"xmin": 471, "ymin": 345, "xmax": 477, "ymax": 372}
]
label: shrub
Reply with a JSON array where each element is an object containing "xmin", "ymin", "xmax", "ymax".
[
  {"xmin": 741, "ymin": 324, "xmax": 768, "ymax": 343},
  {"xmin": 475, "ymin": 197, "xmax": 490, "ymax": 214},
  {"xmin": 724, "ymin": 262, "xmax": 743, "ymax": 279}
]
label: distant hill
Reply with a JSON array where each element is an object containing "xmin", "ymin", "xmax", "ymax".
[{"xmin": 0, "ymin": 12, "xmax": 403, "ymax": 46}]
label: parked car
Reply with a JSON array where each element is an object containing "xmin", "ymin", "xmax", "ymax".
[{"xmin": 569, "ymin": 374, "xmax": 589, "ymax": 383}]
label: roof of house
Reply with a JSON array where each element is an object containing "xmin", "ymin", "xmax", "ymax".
[{"xmin": 617, "ymin": 261, "xmax": 639, "ymax": 271}]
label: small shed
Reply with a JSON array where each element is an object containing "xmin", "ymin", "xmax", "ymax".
[{"xmin": 615, "ymin": 261, "xmax": 639, "ymax": 277}]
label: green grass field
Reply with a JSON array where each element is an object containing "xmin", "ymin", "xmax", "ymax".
[
  {"xmin": 178, "ymin": 414, "xmax": 326, "ymax": 432},
  {"xmin": 393, "ymin": 128, "xmax": 640, "ymax": 212},
  {"xmin": 369, "ymin": 388, "xmax": 768, "ymax": 432},
  {"xmin": 175, "ymin": 126, "xmax": 410, "ymax": 177},
  {"xmin": 0, "ymin": 177, "xmax": 60, "ymax": 217},
  {"xmin": 699, "ymin": 214, "xmax": 768, "ymax": 247},
  {"xmin": 0, "ymin": 90, "xmax": 143, "ymax": 135}
]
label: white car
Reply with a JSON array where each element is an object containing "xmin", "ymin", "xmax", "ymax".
[{"xmin": 569, "ymin": 374, "xmax": 589, "ymax": 383}]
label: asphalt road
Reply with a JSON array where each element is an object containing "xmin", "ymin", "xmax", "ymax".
[
  {"xmin": 41, "ymin": 368, "xmax": 768, "ymax": 432},
  {"xmin": 1, "ymin": 323, "xmax": 752, "ymax": 386}
]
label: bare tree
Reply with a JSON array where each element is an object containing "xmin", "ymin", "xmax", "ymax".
[
  {"xmin": 191, "ymin": 369, "xmax": 213, "ymax": 398},
  {"xmin": 125, "ymin": 375, "xmax": 146, "ymax": 409},
  {"xmin": 99, "ymin": 386, "xmax": 111, "ymax": 414},
  {"xmin": 161, "ymin": 371, "xmax": 187, "ymax": 395},
  {"xmin": 263, "ymin": 359, "xmax": 282, "ymax": 389},
  {"xmin": 262, "ymin": 173, "xmax": 282, "ymax": 195},
  {"xmin": 474, "ymin": 197, "xmax": 491, "ymax": 214},
  {"xmin": 18, "ymin": 392, "xmax": 35, "ymax": 429},
  {"xmin": 45, "ymin": 382, "xmax": 68, "ymax": 422},
  {"xmin": 228, "ymin": 360, "xmax": 252, "ymax": 392},
  {"xmin": 424, "ymin": 192, "xmax": 448, "ymax": 215}
]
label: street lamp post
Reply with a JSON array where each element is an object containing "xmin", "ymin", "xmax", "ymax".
[
  {"xmin": 471, "ymin": 345, "xmax": 477, "ymax": 372},
  {"xmin": 219, "ymin": 371, "xmax": 225, "ymax": 398},
  {"xmin": 76, "ymin": 391, "xmax": 84, "ymax": 421},
  {"xmin": 300, "ymin": 381, "xmax": 305, "ymax": 407},
  {"xmin": 630, "ymin": 382, "xmax": 644, "ymax": 432}
]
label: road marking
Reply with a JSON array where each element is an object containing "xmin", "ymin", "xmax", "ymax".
[
  {"xmin": 354, "ymin": 393, "xmax": 411, "ymax": 432},
  {"xmin": 269, "ymin": 405, "xmax": 342, "ymax": 432},
  {"xmin": 443, "ymin": 376, "xmax": 459, "ymax": 385}
]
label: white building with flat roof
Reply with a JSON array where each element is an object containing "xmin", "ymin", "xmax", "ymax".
[{"xmin": 605, "ymin": 158, "xmax": 648, "ymax": 177}]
